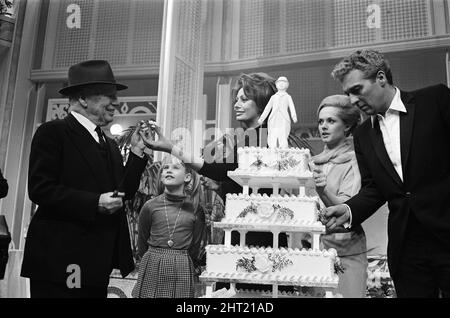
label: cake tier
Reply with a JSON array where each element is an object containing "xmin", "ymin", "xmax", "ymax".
[
  {"xmin": 200, "ymin": 245, "xmax": 339, "ymax": 288},
  {"xmin": 227, "ymin": 173, "xmax": 314, "ymax": 191},
  {"xmin": 235, "ymin": 147, "xmax": 312, "ymax": 178},
  {"xmin": 201, "ymin": 287, "xmax": 334, "ymax": 298},
  {"xmin": 224, "ymin": 193, "xmax": 321, "ymax": 228},
  {"xmin": 213, "ymin": 221, "xmax": 325, "ymax": 234}
]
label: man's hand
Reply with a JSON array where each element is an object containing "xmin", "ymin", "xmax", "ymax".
[
  {"xmin": 324, "ymin": 204, "xmax": 350, "ymax": 232},
  {"xmin": 98, "ymin": 192, "xmax": 125, "ymax": 215},
  {"xmin": 130, "ymin": 126, "xmax": 146, "ymax": 157}
]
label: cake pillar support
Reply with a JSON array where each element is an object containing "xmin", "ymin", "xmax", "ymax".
[
  {"xmin": 241, "ymin": 177, "xmax": 250, "ymax": 195},
  {"xmin": 205, "ymin": 283, "xmax": 214, "ymax": 298},
  {"xmin": 272, "ymin": 284, "xmax": 279, "ymax": 298},
  {"xmin": 312, "ymin": 233, "xmax": 320, "ymax": 250},
  {"xmin": 251, "ymin": 187, "xmax": 259, "ymax": 194},
  {"xmin": 298, "ymin": 178, "xmax": 307, "ymax": 196},
  {"xmin": 272, "ymin": 183, "xmax": 280, "ymax": 195},
  {"xmin": 230, "ymin": 283, "xmax": 236, "ymax": 294},
  {"xmin": 238, "ymin": 230, "xmax": 247, "ymax": 247},
  {"xmin": 298, "ymin": 186, "xmax": 305, "ymax": 196},
  {"xmin": 272, "ymin": 231, "xmax": 279, "ymax": 248},
  {"xmin": 288, "ymin": 233, "xmax": 294, "ymax": 248},
  {"xmin": 224, "ymin": 230, "xmax": 232, "ymax": 246}
]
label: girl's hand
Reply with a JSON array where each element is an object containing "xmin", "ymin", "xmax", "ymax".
[
  {"xmin": 139, "ymin": 124, "xmax": 173, "ymax": 153},
  {"xmin": 313, "ymin": 168, "xmax": 327, "ymax": 192}
]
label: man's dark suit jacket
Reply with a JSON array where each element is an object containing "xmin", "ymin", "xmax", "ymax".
[
  {"xmin": 346, "ymin": 84, "xmax": 450, "ymax": 277},
  {"xmin": 0, "ymin": 169, "xmax": 7, "ymax": 199},
  {"xmin": 21, "ymin": 113, "xmax": 147, "ymax": 287}
]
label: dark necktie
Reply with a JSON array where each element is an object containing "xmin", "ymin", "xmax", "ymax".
[
  {"xmin": 95, "ymin": 126, "xmax": 115, "ymax": 188},
  {"xmin": 95, "ymin": 126, "xmax": 107, "ymax": 148},
  {"xmin": 373, "ymin": 116, "xmax": 382, "ymax": 135}
]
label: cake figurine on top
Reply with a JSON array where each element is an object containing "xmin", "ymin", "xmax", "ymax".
[{"xmin": 257, "ymin": 76, "xmax": 297, "ymax": 149}]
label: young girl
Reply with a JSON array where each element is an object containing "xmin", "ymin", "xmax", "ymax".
[{"xmin": 132, "ymin": 156, "xmax": 205, "ymax": 298}]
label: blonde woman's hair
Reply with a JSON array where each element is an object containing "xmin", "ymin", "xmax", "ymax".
[{"xmin": 317, "ymin": 95, "xmax": 362, "ymax": 137}]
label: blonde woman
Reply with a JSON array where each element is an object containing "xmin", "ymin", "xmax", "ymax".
[{"xmin": 312, "ymin": 95, "xmax": 368, "ymax": 298}]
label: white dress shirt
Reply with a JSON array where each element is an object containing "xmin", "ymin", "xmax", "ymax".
[
  {"xmin": 70, "ymin": 110, "xmax": 145, "ymax": 158},
  {"xmin": 371, "ymin": 87, "xmax": 407, "ymax": 181},
  {"xmin": 345, "ymin": 87, "xmax": 407, "ymax": 228},
  {"xmin": 71, "ymin": 110, "xmax": 101, "ymax": 143}
]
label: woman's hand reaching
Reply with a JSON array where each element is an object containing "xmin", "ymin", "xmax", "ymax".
[
  {"xmin": 138, "ymin": 121, "xmax": 205, "ymax": 171},
  {"xmin": 139, "ymin": 122, "xmax": 174, "ymax": 154}
]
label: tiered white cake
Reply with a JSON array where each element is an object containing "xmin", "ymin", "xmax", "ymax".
[{"xmin": 200, "ymin": 147, "xmax": 340, "ymax": 298}]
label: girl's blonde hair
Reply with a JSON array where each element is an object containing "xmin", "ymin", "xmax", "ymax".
[
  {"xmin": 160, "ymin": 155, "xmax": 193, "ymax": 184},
  {"xmin": 158, "ymin": 155, "xmax": 202, "ymax": 213}
]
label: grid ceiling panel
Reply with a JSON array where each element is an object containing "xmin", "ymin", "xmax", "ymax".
[
  {"xmin": 93, "ymin": 0, "xmax": 130, "ymax": 65},
  {"xmin": 239, "ymin": 0, "xmax": 264, "ymax": 59},
  {"xmin": 176, "ymin": 0, "xmax": 202, "ymax": 66},
  {"xmin": 172, "ymin": 59, "xmax": 194, "ymax": 135},
  {"xmin": 51, "ymin": 0, "xmax": 164, "ymax": 69},
  {"xmin": 203, "ymin": 0, "xmax": 214, "ymax": 62},
  {"xmin": 333, "ymin": 0, "xmax": 377, "ymax": 47},
  {"xmin": 170, "ymin": 0, "xmax": 204, "ymax": 149},
  {"xmin": 285, "ymin": 0, "xmax": 327, "ymax": 53},
  {"xmin": 262, "ymin": 0, "xmax": 280, "ymax": 56},
  {"xmin": 132, "ymin": 0, "xmax": 164, "ymax": 65},
  {"xmin": 53, "ymin": 0, "xmax": 93, "ymax": 68},
  {"xmin": 381, "ymin": 0, "xmax": 430, "ymax": 41}
]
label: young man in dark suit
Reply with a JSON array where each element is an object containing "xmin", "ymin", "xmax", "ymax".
[
  {"xmin": 21, "ymin": 60, "xmax": 149, "ymax": 298},
  {"xmin": 324, "ymin": 49, "xmax": 450, "ymax": 298}
]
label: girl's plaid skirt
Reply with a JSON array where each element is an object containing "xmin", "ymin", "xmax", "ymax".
[{"xmin": 132, "ymin": 246, "xmax": 195, "ymax": 298}]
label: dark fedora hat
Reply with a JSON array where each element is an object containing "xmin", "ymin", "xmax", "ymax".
[{"xmin": 59, "ymin": 60, "xmax": 127, "ymax": 96}]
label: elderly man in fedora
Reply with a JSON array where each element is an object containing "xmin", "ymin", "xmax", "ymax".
[{"xmin": 21, "ymin": 60, "xmax": 149, "ymax": 298}]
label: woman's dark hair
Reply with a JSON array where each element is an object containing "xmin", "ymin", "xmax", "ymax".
[
  {"xmin": 232, "ymin": 73, "xmax": 277, "ymax": 114},
  {"xmin": 317, "ymin": 95, "xmax": 362, "ymax": 137}
]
